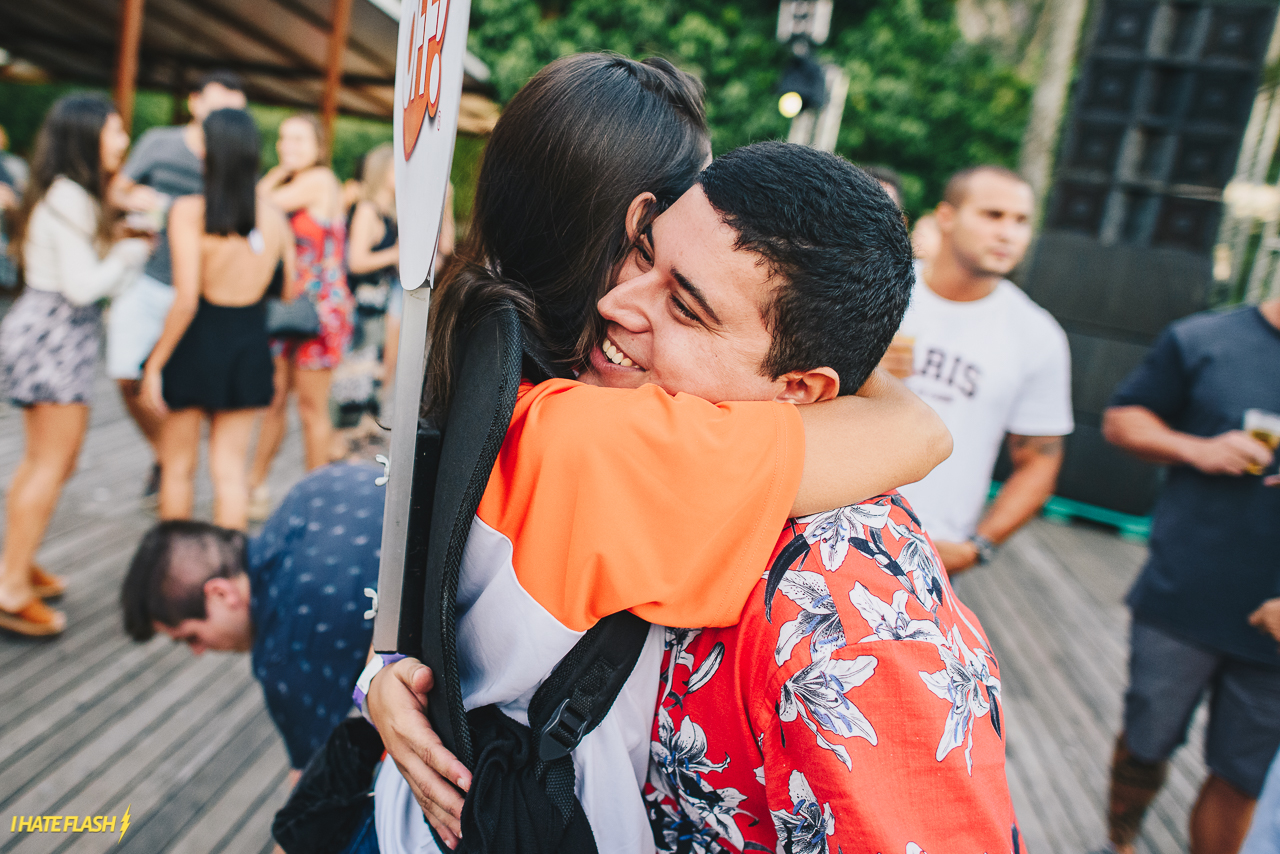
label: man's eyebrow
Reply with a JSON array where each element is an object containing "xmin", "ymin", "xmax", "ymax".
[{"xmin": 671, "ymin": 268, "xmax": 723, "ymax": 327}]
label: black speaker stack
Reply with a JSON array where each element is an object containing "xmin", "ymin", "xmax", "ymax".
[{"xmin": 1019, "ymin": 0, "xmax": 1278, "ymax": 516}]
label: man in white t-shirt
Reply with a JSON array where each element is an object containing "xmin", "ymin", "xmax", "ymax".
[{"xmin": 886, "ymin": 165, "xmax": 1072, "ymax": 573}]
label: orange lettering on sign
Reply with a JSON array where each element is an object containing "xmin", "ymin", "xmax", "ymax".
[{"xmin": 402, "ymin": 0, "xmax": 450, "ymax": 159}]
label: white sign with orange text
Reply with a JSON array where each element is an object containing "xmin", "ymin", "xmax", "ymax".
[{"xmin": 394, "ymin": 0, "xmax": 470, "ymax": 290}]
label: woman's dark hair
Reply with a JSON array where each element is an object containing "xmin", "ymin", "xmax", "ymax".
[
  {"xmin": 425, "ymin": 53, "xmax": 709, "ymax": 416},
  {"xmin": 11, "ymin": 93, "xmax": 115, "ymax": 264},
  {"xmin": 203, "ymin": 108, "xmax": 260, "ymax": 236}
]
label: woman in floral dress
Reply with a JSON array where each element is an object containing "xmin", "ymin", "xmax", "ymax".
[{"xmin": 247, "ymin": 113, "xmax": 353, "ymax": 519}]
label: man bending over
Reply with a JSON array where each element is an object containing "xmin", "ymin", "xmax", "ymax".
[{"xmin": 122, "ymin": 463, "xmax": 383, "ymax": 774}]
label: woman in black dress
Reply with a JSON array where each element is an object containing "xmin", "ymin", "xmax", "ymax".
[{"xmin": 141, "ymin": 109, "xmax": 295, "ymax": 530}]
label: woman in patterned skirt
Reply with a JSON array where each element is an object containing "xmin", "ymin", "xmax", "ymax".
[
  {"xmin": 0, "ymin": 94, "xmax": 150, "ymax": 635},
  {"xmin": 247, "ymin": 113, "xmax": 352, "ymax": 520}
]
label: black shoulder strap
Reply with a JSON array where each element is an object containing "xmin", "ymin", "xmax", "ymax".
[
  {"xmin": 418, "ymin": 299, "xmax": 651, "ymax": 785},
  {"xmin": 529, "ymin": 611, "xmax": 651, "ymax": 763},
  {"xmin": 420, "ymin": 301, "xmax": 524, "ymax": 767}
]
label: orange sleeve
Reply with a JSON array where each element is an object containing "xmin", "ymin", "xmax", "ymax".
[{"xmin": 475, "ymin": 379, "xmax": 805, "ymax": 631}]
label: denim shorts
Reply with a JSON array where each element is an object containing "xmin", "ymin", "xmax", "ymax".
[{"xmin": 1124, "ymin": 619, "xmax": 1280, "ymax": 797}]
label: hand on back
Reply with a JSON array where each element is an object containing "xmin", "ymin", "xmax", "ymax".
[{"xmin": 367, "ymin": 658, "xmax": 471, "ymax": 848}]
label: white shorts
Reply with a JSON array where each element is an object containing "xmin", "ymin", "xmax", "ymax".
[{"xmin": 106, "ymin": 273, "xmax": 174, "ymax": 380}]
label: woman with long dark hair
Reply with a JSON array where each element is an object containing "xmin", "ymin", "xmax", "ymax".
[
  {"xmin": 140, "ymin": 108, "xmax": 295, "ymax": 530},
  {"xmin": 362, "ymin": 54, "xmax": 949, "ymax": 853},
  {"xmin": 0, "ymin": 94, "xmax": 150, "ymax": 636},
  {"xmin": 247, "ymin": 113, "xmax": 353, "ymax": 519}
]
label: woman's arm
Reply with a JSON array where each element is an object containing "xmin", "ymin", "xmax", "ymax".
[
  {"xmin": 140, "ymin": 196, "xmax": 203, "ymax": 414},
  {"xmin": 262, "ymin": 202, "xmax": 300, "ymax": 301},
  {"xmin": 43, "ymin": 182, "xmax": 149, "ymax": 306},
  {"xmin": 792, "ymin": 369, "xmax": 951, "ymax": 517},
  {"xmin": 55, "ymin": 232, "xmax": 150, "ymax": 307},
  {"xmin": 259, "ymin": 167, "xmax": 331, "ymax": 216},
  {"xmin": 280, "ymin": 213, "xmax": 299, "ymax": 301},
  {"xmin": 347, "ymin": 201, "xmax": 398, "ymax": 274}
]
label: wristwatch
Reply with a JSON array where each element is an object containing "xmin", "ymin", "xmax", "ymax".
[
  {"xmin": 968, "ymin": 534, "xmax": 998, "ymax": 566},
  {"xmin": 353, "ymin": 652, "xmax": 406, "ymax": 727}
]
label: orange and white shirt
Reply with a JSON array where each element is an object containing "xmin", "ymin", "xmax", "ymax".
[{"xmin": 375, "ymin": 378, "xmax": 805, "ymax": 854}]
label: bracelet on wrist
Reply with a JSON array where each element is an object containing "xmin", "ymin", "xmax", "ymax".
[
  {"xmin": 353, "ymin": 652, "xmax": 406, "ymax": 728},
  {"xmin": 969, "ymin": 534, "xmax": 998, "ymax": 566}
]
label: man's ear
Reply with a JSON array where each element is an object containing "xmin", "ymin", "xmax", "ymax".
[
  {"xmin": 934, "ymin": 201, "xmax": 957, "ymax": 233},
  {"xmin": 624, "ymin": 192, "xmax": 658, "ymax": 245},
  {"xmin": 774, "ymin": 367, "xmax": 840, "ymax": 404},
  {"xmin": 204, "ymin": 576, "xmax": 246, "ymax": 610}
]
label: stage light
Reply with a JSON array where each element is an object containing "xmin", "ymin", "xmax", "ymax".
[
  {"xmin": 775, "ymin": 51, "xmax": 825, "ymax": 118},
  {"xmin": 778, "ymin": 91, "xmax": 804, "ymax": 118}
]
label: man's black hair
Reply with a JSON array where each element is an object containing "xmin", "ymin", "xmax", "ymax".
[
  {"xmin": 696, "ymin": 141, "xmax": 914, "ymax": 394},
  {"xmin": 121, "ymin": 520, "xmax": 247, "ymax": 641},
  {"xmin": 194, "ymin": 69, "xmax": 246, "ymax": 95}
]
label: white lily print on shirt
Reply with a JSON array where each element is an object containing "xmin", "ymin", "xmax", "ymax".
[
  {"xmin": 849, "ymin": 582, "xmax": 947, "ymax": 645},
  {"xmin": 649, "ymin": 707, "xmax": 752, "ymax": 850},
  {"xmin": 919, "ymin": 626, "xmax": 1003, "ymax": 773},
  {"xmin": 771, "ymin": 770, "xmax": 835, "ymax": 854},
  {"xmin": 883, "ymin": 521, "xmax": 946, "ymax": 613},
  {"xmin": 775, "ymin": 570, "xmax": 847, "ymax": 665},
  {"xmin": 797, "ymin": 502, "xmax": 893, "ymax": 571},
  {"xmin": 663, "ymin": 627, "xmax": 703, "ymax": 704},
  {"xmin": 779, "ymin": 654, "xmax": 878, "ymax": 770}
]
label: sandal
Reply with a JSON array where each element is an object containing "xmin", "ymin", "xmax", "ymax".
[
  {"xmin": 0, "ymin": 598, "xmax": 66, "ymax": 636},
  {"xmin": 30, "ymin": 564, "xmax": 66, "ymax": 599}
]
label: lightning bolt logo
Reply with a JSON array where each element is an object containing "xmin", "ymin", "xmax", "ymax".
[{"xmin": 118, "ymin": 805, "xmax": 130, "ymax": 843}]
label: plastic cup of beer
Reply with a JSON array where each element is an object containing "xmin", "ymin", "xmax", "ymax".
[
  {"xmin": 1243, "ymin": 409, "xmax": 1280, "ymax": 475},
  {"xmin": 886, "ymin": 334, "xmax": 915, "ymax": 379}
]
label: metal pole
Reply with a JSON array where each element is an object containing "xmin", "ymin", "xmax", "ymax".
[
  {"xmin": 372, "ymin": 284, "xmax": 433, "ymax": 652},
  {"xmin": 114, "ymin": 0, "xmax": 147, "ymax": 130},
  {"xmin": 320, "ymin": 0, "xmax": 355, "ymax": 160},
  {"xmin": 812, "ymin": 64, "xmax": 848, "ymax": 153}
]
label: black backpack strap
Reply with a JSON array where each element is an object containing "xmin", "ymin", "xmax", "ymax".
[
  {"xmin": 530, "ymin": 610, "xmax": 652, "ymax": 763},
  {"xmin": 420, "ymin": 301, "xmax": 524, "ymax": 767}
]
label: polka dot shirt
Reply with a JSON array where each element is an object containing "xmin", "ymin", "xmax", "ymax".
[{"xmin": 246, "ymin": 463, "xmax": 384, "ymax": 770}]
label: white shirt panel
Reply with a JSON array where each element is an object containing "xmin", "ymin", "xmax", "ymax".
[{"xmin": 375, "ymin": 517, "xmax": 662, "ymax": 854}]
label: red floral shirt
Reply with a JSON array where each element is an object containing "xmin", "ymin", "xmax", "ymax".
[{"xmin": 644, "ymin": 493, "xmax": 1021, "ymax": 854}]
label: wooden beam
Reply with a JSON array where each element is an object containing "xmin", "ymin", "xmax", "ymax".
[
  {"xmin": 320, "ymin": 0, "xmax": 355, "ymax": 161},
  {"xmin": 114, "ymin": 0, "xmax": 147, "ymax": 130}
]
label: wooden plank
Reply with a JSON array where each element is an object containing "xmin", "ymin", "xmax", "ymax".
[
  {"xmin": 320, "ymin": 0, "xmax": 356, "ymax": 152},
  {"xmin": 11, "ymin": 658, "xmax": 257, "ymax": 854},
  {"xmin": 212, "ymin": 771, "xmax": 293, "ymax": 854},
  {"xmin": 166, "ymin": 739, "xmax": 289, "ymax": 854},
  {"xmin": 111, "ymin": 708, "xmax": 280, "ymax": 853}
]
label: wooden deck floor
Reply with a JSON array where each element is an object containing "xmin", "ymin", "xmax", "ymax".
[
  {"xmin": 1, "ymin": 371, "xmax": 307, "ymax": 854},
  {"xmin": 0, "ymin": 368, "xmax": 1204, "ymax": 853},
  {"xmin": 954, "ymin": 520, "xmax": 1206, "ymax": 854}
]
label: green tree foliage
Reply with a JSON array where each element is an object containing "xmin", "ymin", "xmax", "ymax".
[
  {"xmin": 834, "ymin": 0, "xmax": 1032, "ymax": 212},
  {"xmin": 466, "ymin": 0, "xmax": 1032, "ymax": 215}
]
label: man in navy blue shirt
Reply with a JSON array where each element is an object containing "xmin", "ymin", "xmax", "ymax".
[
  {"xmin": 1097, "ymin": 298, "xmax": 1280, "ymax": 854},
  {"xmin": 122, "ymin": 463, "xmax": 384, "ymax": 774}
]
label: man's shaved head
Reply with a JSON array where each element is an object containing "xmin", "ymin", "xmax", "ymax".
[
  {"xmin": 943, "ymin": 165, "xmax": 1030, "ymax": 209},
  {"xmin": 122, "ymin": 521, "xmax": 247, "ymax": 640}
]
